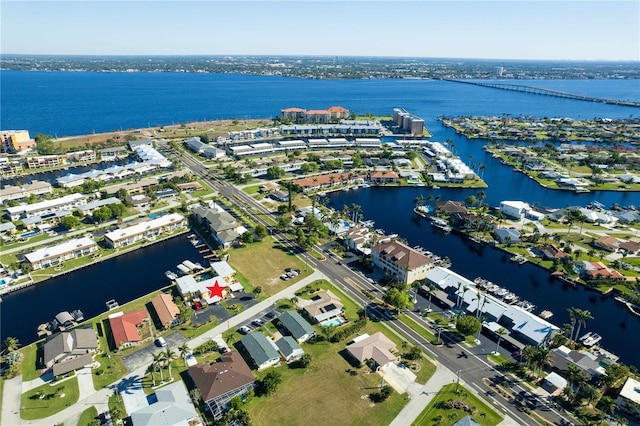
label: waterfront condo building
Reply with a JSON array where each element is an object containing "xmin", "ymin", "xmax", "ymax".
[
  {"xmin": 24, "ymin": 236, "xmax": 98, "ymax": 270},
  {"xmin": 392, "ymin": 108, "xmax": 425, "ymax": 135},
  {"xmin": 6, "ymin": 193, "xmax": 87, "ymax": 221},
  {"xmin": 1, "ymin": 130, "xmax": 35, "ymax": 153},
  {"xmin": 371, "ymin": 240, "xmax": 434, "ymax": 284},
  {"xmin": 189, "ymin": 351, "xmax": 256, "ymax": 420},
  {"xmin": 26, "ymin": 155, "xmax": 61, "ymax": 169},
  {"xmin": 103, "ymin": 213, "xmax": 187, "ymax": 248}
]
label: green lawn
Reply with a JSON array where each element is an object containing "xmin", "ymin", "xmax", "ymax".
[
  {"xmin": 398, "ymin": 313, "xmax": 438, "ymax": 343},
  {"xmin": 21, "ymin": 344, "xmax": 42, "ymax": 381},
  {"xmin": 20, "ymin": 377, "xmax": 80, "ymax": 420},
  {"xmin": 227, "ymin": 237, "xmax": 310, "ymax": 296},
  {"xmin": 412, "ymin": 383, "xmax": 503, "ymax": 426},
  {"xmin": 246, "ymin": 340, "xmax": 409, "ymax": 426},
  {"xmin": 78, "ymin": 406, "xmax": 99, "ymax": 426}
]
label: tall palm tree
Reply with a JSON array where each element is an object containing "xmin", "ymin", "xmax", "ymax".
[
  {"xmin": 532, "ymin": 347, "xmax": 552, "ymax": 376},
  {"xmin": 413, "ymin": 195, "xmax": 425, "ymax": 209},
  {"xmin": 152, "ymin": 353, "xmax": 164, "ymax": 384},
  {"xmin": 574, "ymin": 309, "xmax": 594, "ymax": 342},
  {"xmin": 178, "ymin": 343, "xmax": 190, "ymax": 366},
  {"xmin": 163, "ymin": 348, "xmax": 177, "ymax": 381},
  {"xmin": 567, "ymin": 307, "xmax": 578, "ymax": 341},
  {"xmin": 494, "ymin": 328, "xmax": 507, "ymax": 354},
  {"xmin": 424, "ymin": 283, "xmax": 436, "ymax": 310}
]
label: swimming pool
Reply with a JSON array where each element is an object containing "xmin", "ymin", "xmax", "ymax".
[
  {"xmin": 323, "ymin": 317, "xmax": 344, "ymax": 328},
  {"xmin": 19, "ymin": 230, "xmax": 39, "ymax": 238}
]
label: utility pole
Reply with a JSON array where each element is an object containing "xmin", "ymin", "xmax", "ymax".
[{"xmin": 456, "ymin": 369, "xmax": 461, "ymax": 392}]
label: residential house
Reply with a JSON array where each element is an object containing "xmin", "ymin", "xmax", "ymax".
[
  {"xmin": 346, "ymin": 332, "xmax": 397, "ymax": 370},
  {"xmin": 76, "ymin": 197, "xmax": 122, "ymax": 216},
  {"xmin": 371, "ymin": 240, "xmax": 434, "ymax": 284},
  {"xmin": 130, "ymin": 381, "xmax": 201, "ymax": 426},
  {"xmin": 551, "ymin": 345, "xmax": 604, "ymax": 378},
  {"xmin": 494, "ymin": 228, "xmax": 521, "ymax": 244},
  {"xmin": 108, "ymin": 309, "xmax": 150, "ymax": 350},
  {"xmin": 189, "ymin": 351, "xmax": 256, "ymax": 421},
  {"xmin": 292, "ymin": 172, "xmax": 361, "ymax": 192},
  {"xmin": 278, "ymin": 311, "xmax": 316, "ymax": 343},
  {"xmin": 239, "ymin": 332, "xmax": 280, "ymax": 370},
  {"xmin": 275, "ymin": 336, "xmax": 304, "ymax": 362},
  {"xmin": 370, "ymin": 170, "xmax": 399, "ymax": 184},
  {"xmin": 541, "ymin": 372, "xmax": 568, "ymax": 395},
  {"xmin": 452, "ymin": 417, "xmax": 480, "ymax": 426},
  {"xmin": 577, "ymin": 261, "xmax": 624, "ymax": 280},
  {"xmin": 192, "ymin": 205, "xmax": 247, "ymax": 249},
  {"xmin": 0, "ymin": 222, "xmax": 16, "ymax": 236},
  {"xmin": 151, "ymin": 293, "xmax": 181, "ymax": 329},
  {"xmin": 619, "ymin": 240, "xmax": 640, "ymax": 255},
  {"xmin": 500, "ymin": 201, "xmax": 531, "ymax": 219},
  {"xmin": 617, "ymin": 376, "xmax": 640, "ymax": 420},
  {"xmin": 303, "ymin": 290, "xmax": 344, "ymax": 324},
  {"xmin": 594, "ymin": 236, "xmax": 620, "ymax": 252},
  {"xmin": 43, "ymin": 327, "xmax": 99, "ymax": 377},
  {"xmin": 540, "ymin": 244, "xmax": 571, "ymax": 260},
  {"xmin": 435, "ymin": 200, "xmax": 468, "ymax": 215}
]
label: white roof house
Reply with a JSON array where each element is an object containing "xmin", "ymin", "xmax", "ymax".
[
  {"xmin": 130, "ymin": 381, "xmax": 200, "ymax": 426},
  {"xmin": 617, "ymin": 376, "xmax": 640, "ymax": 417},
  {"xmin": 500, "ymin": 201, "xmax": 531, "ymax": 219},
  {"xmin": 175, "ymin": 275, "xmax": 232, "ymax": 303},
  {"xmin": 210, "ymin": 260, "xmax": 235, "ymax": 280}
]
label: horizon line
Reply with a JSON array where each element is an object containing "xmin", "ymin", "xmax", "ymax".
[{"xmin": 3, "ymin": 53, "xmax": 639, "ymax": 63}]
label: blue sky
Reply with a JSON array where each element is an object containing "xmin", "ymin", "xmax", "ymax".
[{"xmin": 2, "ymin": 1, "xmax": 638, "ymax": 60}]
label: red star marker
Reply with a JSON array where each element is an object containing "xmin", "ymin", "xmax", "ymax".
[{"xmin": 206, "ymin": 280, "xmax": 226, "ymax": 299}]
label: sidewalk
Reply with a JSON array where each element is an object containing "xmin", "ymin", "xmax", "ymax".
[
  {"xmin": 2, "ymin": 269, "xmax": 329, "ymax": 425},
  {"xmin": 389, "ymin": 363, "xmax": 523, "ymax": 426},
  {"xmin": 188, "ymin": 269, "xmax": 328, "ymax": 350}
]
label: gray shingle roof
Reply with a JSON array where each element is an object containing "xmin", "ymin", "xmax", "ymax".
[{"xmin": 278, "ymin": 311, "xmax": 316, "ymax": 342}]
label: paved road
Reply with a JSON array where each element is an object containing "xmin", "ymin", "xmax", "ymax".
[{"xmin": 163, "ymin": 141, "xmax": 578, "ymax": 426}]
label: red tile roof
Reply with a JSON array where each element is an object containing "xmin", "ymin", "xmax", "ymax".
[
  {"xmin": 327, "ymin": 106, "xmax": 349, "ymax": 113},
  {"xmin": 281, "ymin": 107, "xmax": 306, "ymax": 113},
  {"xmin": 109, "ymin": 309, "xmax": 148, "ymax": 347},
  {"xmin": 370, "ymin": 171, "xmax": 399, "ymax": 179}
]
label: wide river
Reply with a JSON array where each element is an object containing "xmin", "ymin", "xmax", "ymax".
[{"xmin": 1, "ymin": 71, "xmax": 639, "ymax": 367}]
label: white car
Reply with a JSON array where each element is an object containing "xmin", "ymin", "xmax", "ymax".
[{"xmin": 238, "ymin": 326, "xmax": 251, "ymax": 335}]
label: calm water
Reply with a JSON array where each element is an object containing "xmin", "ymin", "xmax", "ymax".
[
  {"xmin": 1, "ymin": 236, "xmax": 202, "ymax": 347},
  {"xmin": 1, "ymin": 71, "xmax": 639, "ymax": 366},
  {"xmin": 329, "ymin": 187, "xmax": 640, "ymax": 367}
]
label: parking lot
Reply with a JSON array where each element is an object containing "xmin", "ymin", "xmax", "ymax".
[{"xmin": 192, "ymin": 292, "xmax": 259, "ymax": 326}]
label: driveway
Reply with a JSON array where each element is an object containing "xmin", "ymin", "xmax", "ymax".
[
  {"xmin": 121, "ymin": 331, "xmax": 186, "ymax": 372},
  {"xmin": 379, "ymin": 362, "xmax": 417, "ymax": 394},
  {"xmin": 117, "ymin": 374, "xmax": 148, "ymax": 415},
  {"xmin": 77, "ymin": 367, "xmax": 96, "ymax": 399}
]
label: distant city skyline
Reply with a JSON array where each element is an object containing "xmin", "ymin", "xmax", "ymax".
[{"xmin": 2, "ymin": 1, "xmax": 639, "ymax": 61}]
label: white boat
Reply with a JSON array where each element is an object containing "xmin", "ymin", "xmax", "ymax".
[
  {"xmin": 165, "ymin": 270, "xmax": 178, "ymax": 280},
  {"xmin": 539, "ymin": 310, "xmax": 553, "ymax": 319},
  {"xmin": 579, "ymin": 332, "xmax": 602, "ymax": 347}
]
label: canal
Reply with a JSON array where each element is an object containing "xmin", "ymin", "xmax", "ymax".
[
  {"xmin": 328, "ymin": 186, "xmax": 640, "ymax": 369},
  {"xmin": 1, "ymin": 235, "xmax": 203, "ymax": 347}
]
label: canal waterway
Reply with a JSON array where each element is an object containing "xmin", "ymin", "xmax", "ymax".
[
  {"xmin": 328, "ymin": 187, "xmax": 640, "ymax": 368},
  {"xmin": 1, "ymin": 235, "xmax": 203, "ymax": 347}
]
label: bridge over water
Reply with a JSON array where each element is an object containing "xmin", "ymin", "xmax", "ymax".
[{"xmin": 445, "ymin": 79, "xmax": 640, "ymax": 108}]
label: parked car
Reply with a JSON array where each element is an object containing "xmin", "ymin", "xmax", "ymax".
[
  {"xmin": 155, "ymin": 337, "xmax": 167, "ymax": 347},
  {"xmin": 238, "ymin": 326, "xmax": 251, "ymax": 335},
  {"xmin": 252, "ymin": 319, "xmax": 264, "ymax": 327}
]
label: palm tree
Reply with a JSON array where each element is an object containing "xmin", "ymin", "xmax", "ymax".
[
  {"xmin": 2, "ymin": 337, "xmax": 19, "ymax": 354},
  {"xmin": 290, "ymin": 296, "xmax": 299, "ymax": 308},
  {"xmin": 494, "ymin": 328, "xmax": 507, "ymax": 354},
  {"xmin": 178, "ymin": 343, "xmax": 190, "ymax": 365},
  {"xmin": 424, "ymin": 283, "xmax": 437, "ymax": 311},
  {"xmin": 455, "ymin": 282, "xmax": 463, "ymax": 308},
  {"xmin": 574, "ymin": 309, "xmax": 594, "ymax": 342},
  {"xmin": 414, "ymin": 195, "xmax": 425, "ymax": 209},
  {"xmin": 532, "ymin": 347, "xmax": 552, "ymax": 376},
  {"xmin": 567, "ymin": 363, "xmax": 589, "ymax": 395},
  {"xmin": 163, "ymin": 348, "xmax": 177, "ymax": 381},
  {"xmin": 152, "ymin": 353, "xmax": 164, "ymax": 384},
  {"xmin": 567, "ymin": 307, "xmax": 578, "ymax": 341}
]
